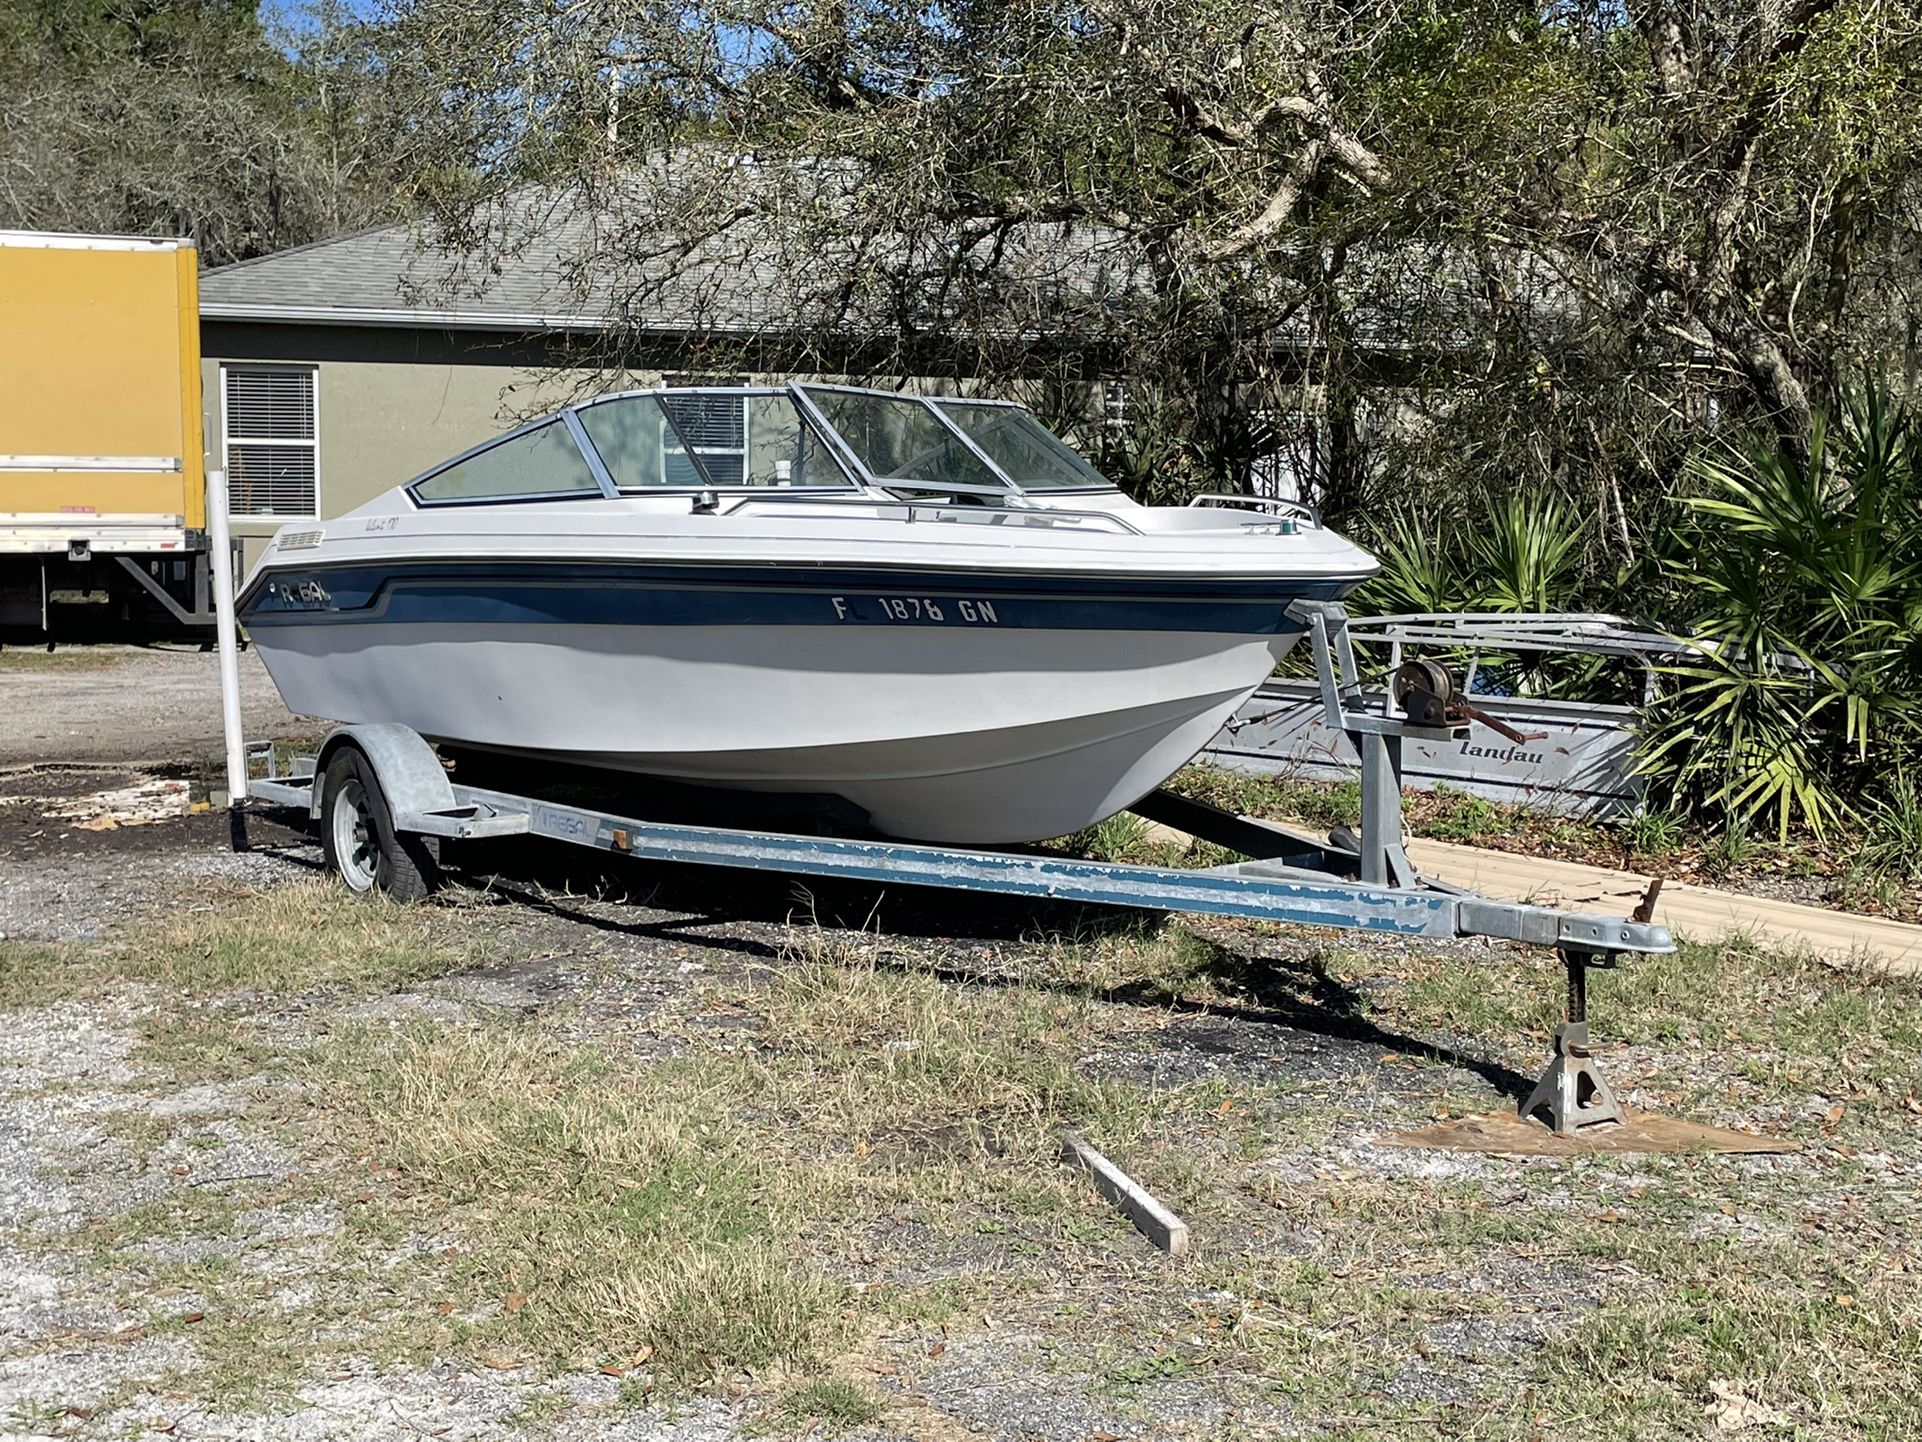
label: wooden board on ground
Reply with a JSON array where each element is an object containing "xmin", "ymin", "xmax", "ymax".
[
  {"xmin": 1383, "ymin": 1107, "xmax": 1799, "ymax": 1156},
  {"xmin": 1057, "ymin": 1130, "xmax": 1190, "ymax": 1257}
]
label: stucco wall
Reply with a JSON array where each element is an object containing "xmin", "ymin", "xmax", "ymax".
[{"xmin": 200, "ymin": 323, "xmax": 656, "ymax": 567}]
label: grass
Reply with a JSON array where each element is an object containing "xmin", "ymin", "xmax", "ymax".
[
  {"xmin": 0, "ymin": 878, "xmax": 485, "ymax": 1009},
  {"xmin": 0, "ymin": 941, "xmax": 81, "ymax": 1009},
  {"xmin": 1858, "ymin": 779, "xmax": 1922, "ymax": 885},
  {"xmin": 1624, "ymin": 805, "xmax": 1684, "ymax": 859},
  {"xmin": 773, "ymin": 1377, "xmax": 886, "ymax": 1431},
  {"xmin": 303, "ymin": 1021, "xmax": 846, "ymax": 1383},
  {"xmin": 1365, "ymin": 932, "xmax": 1922, "ymax": 1126},
  {"xmin": 0, "ymin": 645, "xmax": 125, "ymax": 671},
  {"xmin": 1167, "ymin": 763, "xmax": 1363, "ymax": 831},
  {"xmin": 157, "ymin": 915, "xmax": 1162, "ymax": 1395},
  {"xmin": 7, "ymin": 869, "xmax": 1922, "ymax": 1436}
]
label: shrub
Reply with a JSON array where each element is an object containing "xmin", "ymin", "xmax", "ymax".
[{"xmin": 1638, "ymin": 385, "xmax": 1922, "ymax": 837}]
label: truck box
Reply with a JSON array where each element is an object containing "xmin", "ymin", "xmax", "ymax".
[{"xmin": 0, "ymin": 230, "xmax": 215, "ymax": 636}]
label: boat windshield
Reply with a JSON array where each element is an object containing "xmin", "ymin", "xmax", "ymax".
[
  {"xmin": 931, "ymin": 400, "xmax": 1114, "ymax": 491},
  {"xmin": 799, "ymin": 387, "xmax": 1116, "ymax": 494},
  {"xmin": 576, "ymin": 391, "xmax": 857, "ymax": 490},
  {"xmin": 799, "ymin": 388, "xmax": 1005, "ymax": 491}
]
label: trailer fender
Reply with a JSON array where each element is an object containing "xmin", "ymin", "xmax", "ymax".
[{"xmin": 309, "ymin": 725, "xmax": 454, "ymax": 824}]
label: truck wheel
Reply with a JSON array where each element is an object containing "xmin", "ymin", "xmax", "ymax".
[{"xmin": 319, "ymin": 747, "xmax": 438, "ymax": 902}]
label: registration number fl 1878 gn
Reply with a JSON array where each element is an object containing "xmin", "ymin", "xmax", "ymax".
[{"xmin": 831, "ymin": 596, "xmax": 999, "ymax": 624}]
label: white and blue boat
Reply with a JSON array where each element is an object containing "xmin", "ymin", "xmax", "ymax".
[{"xmin": 238, "ymin": 384, "xmax": 1375, "ymax": 843}]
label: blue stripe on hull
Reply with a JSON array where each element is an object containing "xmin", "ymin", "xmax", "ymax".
[{"xmin": 240, "ymin": 560, "xmax": 1360, "ymax": 634}]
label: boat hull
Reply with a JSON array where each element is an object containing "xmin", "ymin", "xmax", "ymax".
[{"xmin": 248, "ymin": 614, "xmax": 1322, "ymax": 844}]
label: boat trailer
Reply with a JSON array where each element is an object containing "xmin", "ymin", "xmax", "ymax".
[{"xmin": 219, "ymin": 595, "xmax": 1666, "ymax": 1136}]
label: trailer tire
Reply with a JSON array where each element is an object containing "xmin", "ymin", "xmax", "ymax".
[{"xmin": 320, "ymin": 747, "xmax": 438, "ymax": 902}]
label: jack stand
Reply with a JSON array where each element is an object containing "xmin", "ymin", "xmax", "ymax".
[{"xmin": 1521, "ymin": 948, "xmax": 1625, "ymax": 1135}]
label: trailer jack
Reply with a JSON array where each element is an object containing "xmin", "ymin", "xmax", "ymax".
[{"xmin": 1521, "ymin": 949, "xmax": 1626, "ymax": 1135}]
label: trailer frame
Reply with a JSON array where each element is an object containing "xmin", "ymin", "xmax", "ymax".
[{"xmin": 230, "ymin": 599, "xmax": 1671, "ymax": 1135}]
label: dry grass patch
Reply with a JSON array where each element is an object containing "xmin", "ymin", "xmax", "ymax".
[
  {"xmin": 745, "ymin": 920, "xmax": 1149, "ymax": 1164},
  {"xmin": 305, "ymin": 1021, "xmax": 848, "ymax": 1386},
  {"xmin": 0, "ymin": 879, "xmax": 486, "ymax": 1008},
  {"xmin": 281, "ymin": 920, "xmax": 1190, "ymax": 1392},
  {"xmin": 0, "ymin": 646, "xmax": 124, "ymax": 671}
]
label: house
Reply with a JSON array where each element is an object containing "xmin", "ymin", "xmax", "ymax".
[{"xmin": 197, "ymin": 212, "xmax": 774, "ymax": 565}]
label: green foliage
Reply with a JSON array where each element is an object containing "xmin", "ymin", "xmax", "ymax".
[
  {"xmin": 1638, "ymin": 386, "xmax": 1922, "ymax": 838},
  {"xmin": 1468, "ymin": 493, "xmax": 1587, "ymax": 614},
  {"xmin": 773, "ymin": 1377, "xmax": 885, "ymax": 1430},
  {"xmin": 0, "ymin": 0, "xmax": 388, "ymax": 259},
  {"xmin": 1858, "ymin": 777, "xmax": 1922, "ymax": 886},
  {"xmin": 1355, "ymin": 491, "xmax": 1611, "ymax": 701},
  {"xmin": 1622, "ymin": 808, "xmax": 1682, "ymax": 861},
  {"xmin": 1418, "ymin": 785, "xmax": 1504, "ymax": 843},
  {"xmin": 1359, "ymin": 492, "xmax": 1589, "ymax": 616}
]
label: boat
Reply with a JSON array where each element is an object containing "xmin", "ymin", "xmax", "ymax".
[{"xmin": 237, "ymin": 384, "xmax": 1376, "ymax": 844}]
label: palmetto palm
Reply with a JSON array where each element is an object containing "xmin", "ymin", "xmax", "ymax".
[{"xmin": 1640, "ymin": 387, "xmax": 1922, "ymax": 836}]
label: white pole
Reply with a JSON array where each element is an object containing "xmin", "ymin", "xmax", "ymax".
[{"xmin": 207, "ymin": 468, "xmax": 248, "ymax": 805}]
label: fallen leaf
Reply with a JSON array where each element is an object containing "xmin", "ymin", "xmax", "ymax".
[
  {"xmin": 479, "ymin": 1355, "xmax": 520, "ymax": 1371},
  {"xmin": 503, "ymin": 1291, "xmax": 528, "ymax": 1315},
  {"xmin": 599, "ymin": 1365, "xmax": 624, "ymax": 1377},
  {"xmin": 436, "ymin": 1301, "xmax": 454, "ymax": 1316},
  {"xmin": 181, "ymin": 1312, "xmax": 204, "ymax": 1325},
  {"xmin": 1706, "ymin": 1379, "xmax": 1789, "ymax": 1433},
  {"xmin": 1825, "ymin": 1104, "xmax": 1845, "ymax": 1122}
]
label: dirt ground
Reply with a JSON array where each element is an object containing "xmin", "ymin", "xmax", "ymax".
[
  {"xmin": 0, "ymin": 645, "xmax": 310, "ymax": 768},
  {"xmin": 0, "ymin": 649, "xmax": 1917, "ymax": 1441}
]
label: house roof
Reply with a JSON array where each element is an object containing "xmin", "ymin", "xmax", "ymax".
[
  {"xmin": 197, "ymin": 202, "xmax": 737, "ymax": 332},
  {"xmin": 199, "ymin": 180, "xmax": 1573, "ymax": 354},
  {"xmin": 196, "ymin": 202, "xmax": 1168, "ymax": 339}
]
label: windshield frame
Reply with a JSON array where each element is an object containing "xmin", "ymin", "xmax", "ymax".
[{"xmin": 400, "ymin": 383, "xmax": 1120, "ymax": 507}]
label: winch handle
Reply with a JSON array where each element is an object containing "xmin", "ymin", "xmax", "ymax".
[{"xmin": 1459, "ymin": 702, "xmax": 1547, "ymax": 747}]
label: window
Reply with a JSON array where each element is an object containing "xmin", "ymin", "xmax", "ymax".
[
  {"xmin": 577, "ymin": 393, "xmax": 854, "ymax": 490},
  {"xmin": 934, "ymin": 401, "xmax": 1115, "ymax": 491},
  {"xmin": 412, "ymin": 421, "xmax": 602, "ymax": 504},
  {"xmin": 799, "ymin": 388, "xmax": 1004, "ymax": 490},
  {"xmin": 577, "ymin": 394, "xmax": 676, "ymax": 488},
  {"xmin": 223, "ymin": 365, "xmax": 318, "ymax": 517},
  {"xmin": 660, "ymin": 394, "xmax": 746, "ymax": 485}
]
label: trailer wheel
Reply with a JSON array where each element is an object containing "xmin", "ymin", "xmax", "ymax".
[{"xmin": 319, "ymin": 747, "xmax": 438, "ymax": 902}]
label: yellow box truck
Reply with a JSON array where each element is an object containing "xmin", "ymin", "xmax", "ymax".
[{"xmin": 0, "ymin": 230, "xmax": 216, "ymax": 638}]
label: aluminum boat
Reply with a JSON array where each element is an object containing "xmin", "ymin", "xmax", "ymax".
[{"xmin": 238, "ymin": 384, "xmax": 1376, "ymax": 843}]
